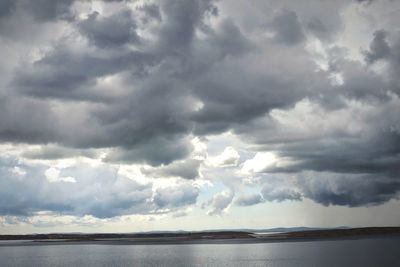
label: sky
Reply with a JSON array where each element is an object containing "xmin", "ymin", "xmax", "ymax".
[{"xmin": 0, "ymin": 0, "xmax": 400, "ymax": 234}]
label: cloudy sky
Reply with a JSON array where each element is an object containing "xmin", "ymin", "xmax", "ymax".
[{"xmin": 0, "ymin": 0, "xmax": 400, "ymax": 234}]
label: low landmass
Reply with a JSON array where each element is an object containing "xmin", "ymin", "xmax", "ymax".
[
  {"xmin": 256, "ymin": 227, "xmax": 400, "ymax": 241},
  {"xmin": 1, "ymin": 227, "xmax": 399, "ymax": 246}
]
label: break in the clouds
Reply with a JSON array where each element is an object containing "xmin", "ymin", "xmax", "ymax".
[{"xmin": 0, "ymin": 0, "xmax": 400, "ymax": 231}]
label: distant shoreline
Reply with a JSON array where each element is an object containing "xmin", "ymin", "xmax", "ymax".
[{"xmin": 1, "ymin": 227, "xmax": 400, "ymax": 246}]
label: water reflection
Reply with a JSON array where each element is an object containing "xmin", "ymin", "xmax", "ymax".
[{"xmin": 0, "ymin": 237, "xmax": 399, "ymax": 267}]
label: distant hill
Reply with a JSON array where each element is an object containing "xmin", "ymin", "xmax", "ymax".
[
  {"xmin": 179, "ymin": 226, "xmax": 349, "ymax": 234},
  {"xmin": 1, "ymin": 227, "xmax": 398, "ymax": 243}
]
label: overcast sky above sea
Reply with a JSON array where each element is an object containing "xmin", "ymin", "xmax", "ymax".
[{"xmin": 0, "ymin": 0, "xmax": 399, "ymax": 234}]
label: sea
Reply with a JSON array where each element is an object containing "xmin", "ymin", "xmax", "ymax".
[{"xmin": 0, "ymin": 237, "xmax": 399, "ymax": 267}]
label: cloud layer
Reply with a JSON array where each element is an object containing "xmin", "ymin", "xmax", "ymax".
[{"xmin": 0, "ymin": 0, "xmax": 399, "ymax": 226}]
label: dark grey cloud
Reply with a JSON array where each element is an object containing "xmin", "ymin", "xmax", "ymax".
[
  {"xmin": 262, "ymin": 130, "xmax": 400, "ymax": 177},
  {"xmin": 1, "ymin": 0, "xmax": 400, "ymax": 215},
  {"xmin": 22, "ymin": 145, "xmax": 99, "ymax": 160},
  {"xmin": 236, "ymin": 71, "xmax": 400, "ymax": 206},
  {"xmin": 137, "ymin": 3, "xmax": 162, "ymax": 22},
  {"xmin": 298, "ymin": 172, "xmax": 400, "ymax": 207},
  {"xmin": 234, "ymin": 30, "xmax": 400, "ymax": 181},
  {"xmin": 142, "ymin": 159, "xmax": 202, "ymax": 180},
  {"xmin": 237, "ymin": 98, "xmax": 400, "ymax": 195},
  {"xmin": 305, "ymin": 18, "xmax": 335, "ymax": 41},
  {"xmin": 0, "ymin": 0, "xmax": 15, "ymax": 18},
  {"xmin": 4, "ymin": 0, "xmax": 250, "ymax": 168},
  {"xmin": 104, "ymin": 136, "xmax": 193, "ymax": 166},
  {"xmin": 156, "ymin": 0, "xmax": 216, "ymax": 55},
  {"xmin": 8, "ymin": 0, "xmax": 305, "ymax": 158},
  {"xmin": 207, "ymin": 19, "xmax": 254, "ymax": 58},
  {"xmin": 0, "ymin": 96, "xmax": 58, "ymax": 144},
  {"xmin": 192, "ymin": 62, "xmax": 318, "ymax": 135},
  {"xmin": 14, "ymin": 47, "xmax": 152, "ymax": 100},
  {"xmin": 0, "ymin": 0, "xmax": 74, "ymax": 24},
  {"xmin": 270, "ymin": 9, "xmax": 305, "ymax": 45},
  {"xmin": 363, "ymin": 30, "xmax": 391, "ymax": 63},
  {"xmin": 78, "ymin": 9, "xmax": 140, "ymax": 48},
  {"xmin": 248, "ymin": 171, "xmax": 400, "ymax": 207},
  {"xmin": 362, "ymin": 29, "xmax": 400, "ymax": 97},
  {"xmin": 22, "ymin": 0, "xmax": 75, "ymax": 22}
]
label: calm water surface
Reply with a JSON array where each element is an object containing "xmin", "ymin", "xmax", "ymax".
[{"xmin": 1, "ymin": 237, "xmax": 399, "ymax": 267}]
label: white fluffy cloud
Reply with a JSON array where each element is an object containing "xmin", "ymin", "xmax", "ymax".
[
  {"xmin": 45, "ymin": 167, "xmax": 76, "ymax": 183},
  {"xmin": 241, "ymin": 152, "xmax": 279, "ymax": 174},
  {"xmin": 207, "ymin": 146, "xmax": 240, "ymax": 167}
]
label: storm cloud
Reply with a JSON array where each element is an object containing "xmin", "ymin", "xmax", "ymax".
[{"xmin": 0, "ymin": 0, "xmax": 400, "ymax": 225}]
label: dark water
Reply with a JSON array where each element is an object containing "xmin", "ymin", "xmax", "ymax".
[{"xmin": 1, "ymin": 237, "xmax": 399, "ymax": 267}]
